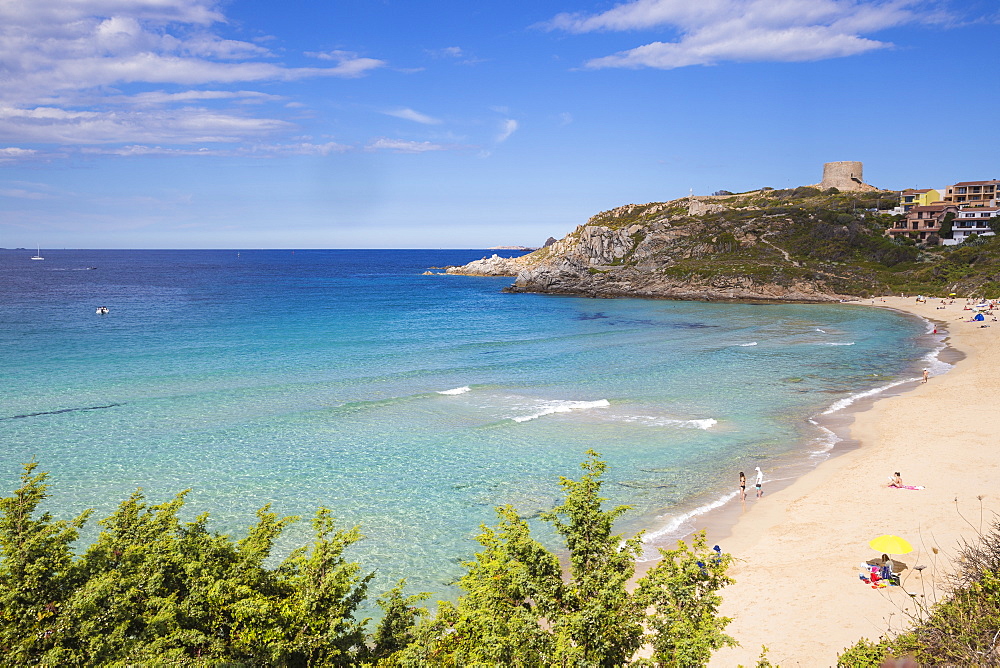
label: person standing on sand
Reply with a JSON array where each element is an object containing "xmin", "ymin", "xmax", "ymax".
[
  {"xmin": 739, "ymin": 471, "xmax": 746, "ymax": 501},
  {"xmin": 754, "ymin": 466, "xmax": 763, "ymax": 498},
  {"xmin": 922, "ymin": 369, "xmax": 929, "ymax": 383}
]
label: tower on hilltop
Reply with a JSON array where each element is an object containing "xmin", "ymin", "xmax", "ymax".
[{"xmin": 820, "ymin": 161, "xmax": 870, "ymax": 191}]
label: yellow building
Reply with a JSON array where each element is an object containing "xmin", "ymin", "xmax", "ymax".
[{"xmin": 899, "ymin": 188, "xmax": 941, "ymax": 212}]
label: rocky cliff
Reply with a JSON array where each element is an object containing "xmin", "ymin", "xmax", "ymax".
[{"xmin": 440, "ymin": 187, "xmax": 922, "ymax": 302}]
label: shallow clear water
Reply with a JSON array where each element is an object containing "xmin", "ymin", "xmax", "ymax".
[{"xmin": 0, "ymin": 249, "xmax": 933, "ymax": 598}]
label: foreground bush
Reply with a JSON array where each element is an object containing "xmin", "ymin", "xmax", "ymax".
[
  {"xmin": 0, "ymin": 455, "xmax": 736, "ymax": 666},
  {"xmin": 394, "ymin": 451, "xmax": 737, "ymax": 666}
]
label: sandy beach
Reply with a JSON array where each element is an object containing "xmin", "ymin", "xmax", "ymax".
[{"xmin": 707, "ymin": 296, "xmax": 1000, "ymax": 666}]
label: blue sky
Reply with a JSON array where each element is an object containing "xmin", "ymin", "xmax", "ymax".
[{"xmin": 1, "ymin": 0, "xmax": 997, "ymax": 249}]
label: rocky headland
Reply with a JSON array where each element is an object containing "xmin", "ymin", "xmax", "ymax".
[{"xmin": 438, "ymin": 186, "xmax": 1000, "ymax": 301}]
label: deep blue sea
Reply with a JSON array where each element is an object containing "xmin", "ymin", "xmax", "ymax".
[{"xmin": 0, "ymin": 249, "xmax": 940, "ymax": 599}]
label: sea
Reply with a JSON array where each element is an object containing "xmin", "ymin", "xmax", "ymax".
[{"xmin": 0, "ymin": 249, "xmax": 944, "ymax": 600}]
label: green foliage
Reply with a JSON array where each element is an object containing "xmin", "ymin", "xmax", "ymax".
[
  {"xmin": 546, "ymin": 452, "xmax": 646, "ymax": 666},
  {"xmin": 636, "ymin": 531, "xmax": 737, "ymax": 666},
  {"xmin": 989, "ymin": 216, "xmax": 1000, "ymax": 235},
  {"xmin": 836, "ymin": 636, "xmax": 891, "ymax": 667},
  {"xmin": 1, "ymin": 456, "xmax": 738, "ymax": 666},
  {"xmin": 407, "ymin": 451, "xmax": 736, "ymax": 667},
  {"xmin": 0, "ymin": 462, "xmax": 387, "ymax": 666},
  {"xmin": 938, "ymin": 211, "xmax": 955, "ymax": 239},
  {"xmin": 0, "ymin": 462, "xmax": 91, "ymax": 665},
  {"xmin": 369, "ymin": 581, "xmax": 429, "ymax": 663}
]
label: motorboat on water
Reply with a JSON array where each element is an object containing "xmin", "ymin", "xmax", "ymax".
[{"xmin": 96, "ymin": 306, "xmax": 109, "ymax": 314}]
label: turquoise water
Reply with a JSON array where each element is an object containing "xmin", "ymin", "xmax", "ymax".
[{"xmin": 0, "ymin": 249, "xmax": 935, "ymax": 597}]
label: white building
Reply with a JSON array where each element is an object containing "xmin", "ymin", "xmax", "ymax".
[{"xmin": 943, "ymin": 206, "xmax": 999, "ymax": 245}]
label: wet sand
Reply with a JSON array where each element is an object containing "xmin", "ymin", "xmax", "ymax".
[{"xmin": 706, "ymin": 296, "xmax": 1000, "ymax": 666}]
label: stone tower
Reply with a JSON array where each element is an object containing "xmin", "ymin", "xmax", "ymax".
[{"xmin": 820, "ymin": 161, "xmax": 866, "ymax": 191}]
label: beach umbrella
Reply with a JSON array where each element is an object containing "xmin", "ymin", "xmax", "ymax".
[{"xmin": 869, "ymin": 535, "xmax": 913, "ymax": 555}]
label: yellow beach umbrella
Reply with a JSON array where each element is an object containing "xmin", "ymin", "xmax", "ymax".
[{"xmin": 869, "ymin": 535, "xmax": 913, "ymax": 555}]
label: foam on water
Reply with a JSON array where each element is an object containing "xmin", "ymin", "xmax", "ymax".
[
  {"xmin": 437, "ymin": 386, "xmax": 471, "ymax": 395},
  {"xmin": 821, "ymin": 378, "xmax": 914, "ymax": 415},
  {"xmin": 616, "ymin": 415, "xmax": 718, "ymax": 430},
  {"xmin": 511, "ymin": 399, "xmax": 611, "ymax": 423}
]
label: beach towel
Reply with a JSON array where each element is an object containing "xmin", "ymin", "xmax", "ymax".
[{"xmin": 891, "ymin": 485, "xmax": 925, "ymax": 490}]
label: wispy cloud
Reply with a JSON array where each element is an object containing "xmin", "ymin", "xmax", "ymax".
[
  {"xmin": 0, "ymin": 0, "xmax": 386, "ymax": 154},
  {"xmin": 545, "ymin": 0, "xmax": 943, "ymax": 70},
  {"xmin": 302, "ymin": 50, "xmax": 387, "ymax": 77},
  {"xmin": 382, "ymin": 108, "xmax": 442, "ymax": 125},
  {"xmin": 0, "ymin": 147, "xmax": 39, "ymax": 162},
  {"xmin": 425, "ymin": 45, "xmax": 485, "ymax": 65},
  {"xmin": 366, "ymin": 138, "xmax": 451, "ymax": 153},
  {"xmin": 496, "ymin": 119, "xmax": 519, "ymax": 143},
  {"xmin": 0, "ymin": 106, "xmax": 290, "ymax": 145},
  {"xmin": 80, "ymin": 141, "xmax": 350, "ymax": 157},
  {"xmin": 0, "ymin": 187, "xmax": 51, "ymax": 199}
]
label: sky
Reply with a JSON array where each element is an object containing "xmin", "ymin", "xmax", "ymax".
[{"xmin": 1, "ymin": 0, "xmax": 998, "ymax": 249}]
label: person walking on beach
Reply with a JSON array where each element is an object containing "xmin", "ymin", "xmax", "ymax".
[
  {"xmin": 739, "ymin": 471, "xmax": 746, "ymax": 501},
  {"xmin": 754, "ymin": 466, "xmax": 764, "ymax": 498},
  {"xmin": 922, "ymin": 369, "xmax": 929, "ymax": 383}
]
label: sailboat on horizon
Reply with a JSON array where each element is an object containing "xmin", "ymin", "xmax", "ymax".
[{"xmin": 30, "ymin": 245, "xmax": 43, "ymax": 260}]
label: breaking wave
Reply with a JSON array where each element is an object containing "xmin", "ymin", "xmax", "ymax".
[{"xmin": 511, "ymin": 399, "xmax": 610, "ymax": 423}]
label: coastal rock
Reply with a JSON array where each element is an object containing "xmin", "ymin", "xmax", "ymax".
[{"xmin": 444, "ymin": 253, "xmax": 530, "ymax": 277}]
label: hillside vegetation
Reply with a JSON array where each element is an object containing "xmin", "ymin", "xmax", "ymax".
[{"xmin": 500, "ymin": 187, "xmax": 1000, "ymax": 301}]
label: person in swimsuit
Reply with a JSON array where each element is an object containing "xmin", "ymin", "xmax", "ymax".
[
  {"xmin": 739, "ymin": 471, "xmax": 746, "ymax": 501},
  {"xmin": 754, "ymin": 466, "xmax": 764, "ymax": 498},
  {"xmin": 889, "ymin": 472, "xmax": 903, "ymax": 488}
]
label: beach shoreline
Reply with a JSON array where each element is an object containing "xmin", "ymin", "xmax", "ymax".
[
  {"xmin": 637, "ymin": 301, "xmax": 952, "ymax": 567},
  {"xmin": 698, "ymin": 296, "xmax": 1000, "ymax": 665}
]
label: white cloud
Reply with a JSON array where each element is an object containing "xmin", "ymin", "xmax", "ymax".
[
  {"xmin": 383, "ymin": 108, "xmax": 442, "ymax": 125},
  {"xmin": 244, "ymin": 141, "xmax": 350, "ymax": 156},
  {"xmin": 496, "ymin": 119, "xmax": 518, "ymax": 143},
  {"xmin": 0, "ymin": 187, "xmax": 50, "ymax": 199},
  {"xmin": 0, "ymin": 105, "xmax": 290, "ymax": 145},
  {"xmin": 546, "ymin": 0, "xmax": 936, "ymax": 69},
  {"xmin": 303, "ymin": 50, "xmax": 387, "ymax": 77},
  {"xmin": 366, "ymin": 138, "xmax": 449, "ymax": 153},
  {"xmin": 80, "ymin": 141, "xmax": 350, "ymax": 157},
  {"xmin": 108, "ymin": 90, "xmax": 284, "ymax": 107},
  {"xmin": 0, "ymin": 0, "xmax": 387, "ymax": 154},
  {"xmin": 0, "ymin": 147, "xmax": 38, "ymax": 160}
]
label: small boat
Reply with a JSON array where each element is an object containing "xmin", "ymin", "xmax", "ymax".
[
  {"xmin": 96, "ymin": 306, "xmax": 109, "ymax": 315},
  {"xmin": 30, "ymin": 245, "xmax": 43, "ymax": 260}
]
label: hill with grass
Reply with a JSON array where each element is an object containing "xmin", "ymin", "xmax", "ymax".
[{"xmin": 446, "ymin": 187, "xmax": 1000, "ymax": 301}]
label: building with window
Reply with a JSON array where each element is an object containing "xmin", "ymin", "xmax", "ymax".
[
  {"xmin": 899, "ymin": 188, "xmax": 941, "ymax": 212},
  {"xmin": 942, "ymin": 180, "xmax": 999, "ymax": 207},
  {"xmin": 885, "ymin": 204, "xmax": 958, "ymax": 242},
  {"xmin": 945, "ymin": 206, "xmax": 999, "ymax": 245}
]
